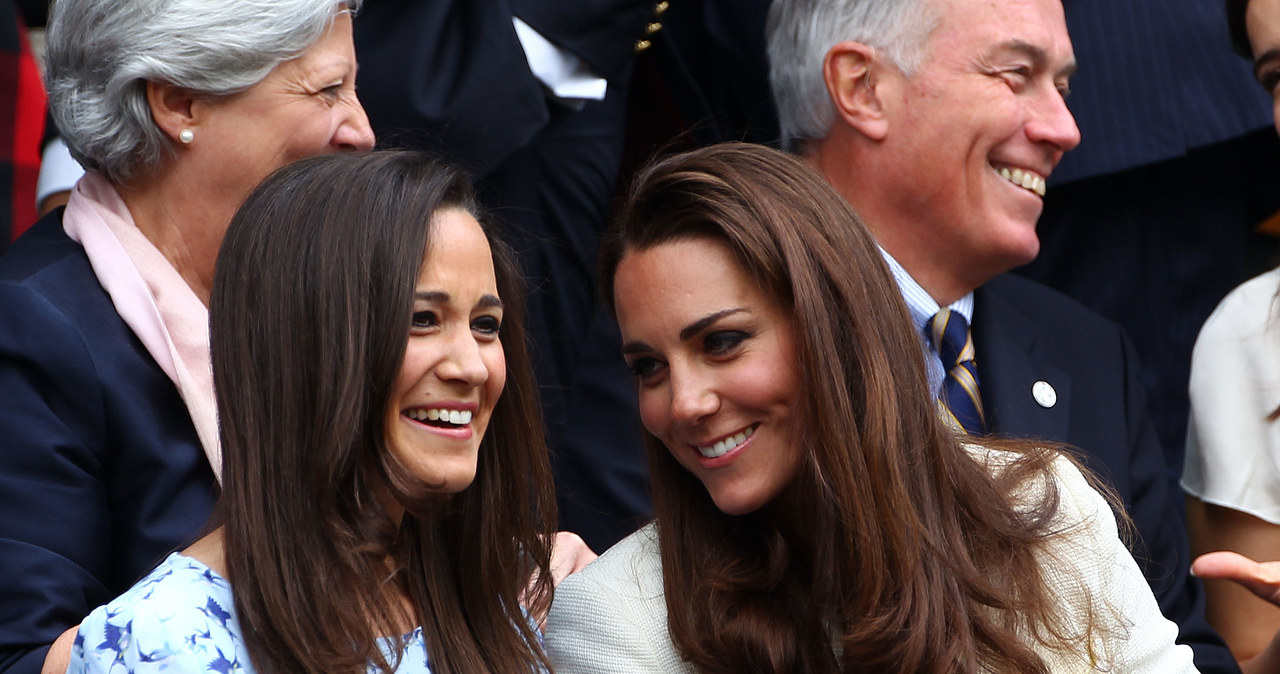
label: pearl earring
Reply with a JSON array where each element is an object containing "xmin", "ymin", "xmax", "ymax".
[{"xmin": 179, "ymin": 129, "xmax": 194, "ymax": 144}]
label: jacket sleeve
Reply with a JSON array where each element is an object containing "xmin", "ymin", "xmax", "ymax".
[
  {"xmin": 0, "ymin": 283, "xmax": 113, "ymax": 674},
  {"xmin": 1041, "ymin": 454, "xmax": 1198, "ymax": 672}
]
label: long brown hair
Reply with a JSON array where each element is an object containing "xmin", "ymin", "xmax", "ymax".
[
  {"xmin": 600, "ymin": 143, "xmax": 1106, "ymax": 673},
  {"xmin": 211, "ymin": 150, "xmax": 556, "ymax": 673}
]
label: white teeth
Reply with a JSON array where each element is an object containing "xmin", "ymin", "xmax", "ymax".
[
  {"xmin": 994, "ymin": 165, "xmax": 1047, "ymax": 197},
  {"xmin": 696, "ymin": 425, "xmax": 756, "ymax": 458},
  {"xmin": 408, "ymin": 408, "xmax": 472, "ymax": 426}
]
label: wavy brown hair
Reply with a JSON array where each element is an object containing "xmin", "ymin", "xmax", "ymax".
[
  {"xmin": 210, "ymin": 151, "xmax": 556, "ymax": 673},
  {"xmin": 600, "ymin": 143, "xmax": 1108, "ymax": 673}
]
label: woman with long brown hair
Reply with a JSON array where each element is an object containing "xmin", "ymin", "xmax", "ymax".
[
  {"xmin": 69, "ymin": 150, "xmax": 558, "ymax": 673},
  {"xmin": 543, "ymin": 143, "xmax": 1193, "ymax": 672}
]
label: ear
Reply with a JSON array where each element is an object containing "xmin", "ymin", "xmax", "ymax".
[
  {"xmin": 146, "ymin": 80, "xmax": 198, "ymax": 145},
  {"xmin": 823, "ymin": 41, "xmax": 890, "ymax": 141}
]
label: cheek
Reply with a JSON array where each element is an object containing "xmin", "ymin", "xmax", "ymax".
[
  {"xmin": 635, "ymin": 387, "xmax": 671, "ymax": 439},
  {"xmin": 281, "ymin": 110, "xmax": 338, "ymax": 157},
  {"xmin": 484, "ymin": 348, "xmax": 507, "ymax": 407}
]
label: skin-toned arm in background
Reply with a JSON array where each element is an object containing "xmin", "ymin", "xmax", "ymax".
[
  {"xmin": 550, "ymin": 531, "xmax": 598, "ymax": 586},
  {"xmin": 1189, "ymin": 497, "xmax": 1280, "ymax": 673},
  {"xmin": 40, "ymin": 626, "xmax": 77, "ymax": 674},
  {"xmin": 528, "ymin": 531, "xmax": 598, "ymax": 628}
]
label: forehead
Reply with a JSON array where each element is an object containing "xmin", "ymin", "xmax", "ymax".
[
  {"xmin": 419, "ymin": 209, "xmax": 497, "ymax": 291},
  {"xmin": 614, "ymin": 238, "xmax": 764, "ymax": 321},
  {"xmin": 925, "ymin": 0, "xmax": 1073, "ymax": 67}
]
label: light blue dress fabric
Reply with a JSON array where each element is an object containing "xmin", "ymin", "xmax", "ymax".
[{"xmin": 69, "ymin": 552, "xmax": 433, "ymax": 673}]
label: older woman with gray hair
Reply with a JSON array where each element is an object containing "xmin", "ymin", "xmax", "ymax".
[{"xmin": 0, "ymin": 1, "xmax": 373, "ymax": 671}]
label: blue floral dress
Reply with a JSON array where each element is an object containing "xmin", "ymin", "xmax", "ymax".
[{"xmin": 69, "ymin": 553, "xmax": 434, "ymax": 673}]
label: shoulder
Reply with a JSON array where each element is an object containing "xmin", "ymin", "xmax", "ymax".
[
  {"xmin": 979, "ymin": 273, "xmax": 1122, "ymax": 336},
  {"xmin": 966, "ymin": 444, "xmax": 1195, "ymax": 670},
  {"xmin": 555, "ymin": 523, "xmax": 664, "ymax": 603},
  {"xmin": 964, "ymin": 443, "xmax": 1116, "ymax": 554},
  {"xmin": 963, "ymin": 444, "xmax": 1087, "ymax": 516},
  {"xmin": 1195, "ymin": 267, "xmax": 1280, "ymax": 348},
  {"xmin": 545, "ymin": 524, "xmax": 691, "ymax": 673},
  {"xmin": 71, "ymin": 554, "xmax": 251, "ymax": 673},
  {"xmin": 0, "ymin": 208, "xmax": 91, "ymax": 285},
  {"xmin": 0, "ymin": 208, "xmax": 116, "ymax": 348}
]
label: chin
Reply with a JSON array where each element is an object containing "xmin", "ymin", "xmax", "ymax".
[
  {"xmin": 993, "ymin": 223, "xmax": 1041, "ymax": 270},
  {"xmin": 709, "ymin": 491, "xmax": 770, "ymax": 517}
]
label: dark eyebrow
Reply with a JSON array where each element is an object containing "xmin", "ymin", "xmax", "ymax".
[
  {"xmin": 415, "ymin": 291, "xmax": 504, "ymax": 311},
  {"xmin": 416, "ymin": 291, "xmax": 449, "ymax": 303},
  {"xmin": 992, "ymin": 39, "xmax": 1077, "ymax": 79},
  {"xmin": 1255, "ymin": 49, "xmax": 1280, "ymax": 83},
  {"xmin": 619, "ymin": 308, "xmax": 748, "ymax": 356},
  {"xmin": 679, "ymin": 308, "xmax": 747, "ymax": 341}
]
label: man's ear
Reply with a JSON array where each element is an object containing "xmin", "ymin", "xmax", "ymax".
[
  {"xmin": 146, "ymin": 80, "xmax": 198, "ymax": 145},
  {"xmin": 823, "ymin": 41, "xmax": 890, "ymax": 141}
]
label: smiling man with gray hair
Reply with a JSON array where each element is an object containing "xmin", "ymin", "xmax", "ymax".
[{"xmin": 767, "ymin": 0, "xmax": 1238, "ymax": 670}]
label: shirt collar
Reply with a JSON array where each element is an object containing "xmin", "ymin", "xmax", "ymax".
[{"xmin": 879, "ymin": 246, "xmax": 974, "ymax": 333}]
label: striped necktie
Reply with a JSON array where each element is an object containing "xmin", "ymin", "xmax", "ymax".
[{"xmin": 927, "ymin": 309, "xmax": 987, "ymax": 435}]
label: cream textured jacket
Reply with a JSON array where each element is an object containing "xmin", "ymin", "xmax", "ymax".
[{"xmin": 544, "ymin": 451, "xmax": 1198, "ymax": 673}]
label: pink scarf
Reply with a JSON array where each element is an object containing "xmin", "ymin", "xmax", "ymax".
[{"xmin": 61, "ymin": 171, "xmax": 221, "ymax": 481}]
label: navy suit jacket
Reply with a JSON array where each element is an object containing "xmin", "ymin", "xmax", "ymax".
[
  {"xmin": 0, "ymin": 210, "xmax": 216, "ymax": 673},
  {"xmin": 974, "ymin": 273, "xmax": 1237, "ymax": 673},
  {"xmin": 1051, "ymin": 0, "xmax": 1271, "ymax": 184},
  {"xmin": 353, "ymin": 0, "xmax": 652, "ymax": 176}
]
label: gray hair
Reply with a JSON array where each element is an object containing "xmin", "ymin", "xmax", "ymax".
[
  {"xmin": 767, "ymin": 0, "xmax": 939, "ymax": 150},
  {"xmin": 45, "ymin": 0, "xmax": 362, "ymax": 185}
]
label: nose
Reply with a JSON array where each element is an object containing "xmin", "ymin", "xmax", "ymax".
[
  {"xmin": 436, "ymin": 331, "xmax": 490, "ymax": 387},
  {"xmin": 668, "ymin": 366, "xmax": 719, "ymax": 426},
  {"xmin": 1026, "ymin": 91, "xmax": 1081, "ymax": 155},
  {"xmin": 333, "ymin": 97, "xmax": 376, "ymax": 151}
]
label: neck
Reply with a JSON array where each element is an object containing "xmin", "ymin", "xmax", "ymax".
[
  {"xmin": 183, "ymin": 527, "xmax": 227, "ymax": 576},
  {"xmin": 116, "ymin": 165, "xmax": 239, "ymax": 306},
  {"xmin": 806, "ymin": 137, "xmax": 981, "ymax": 307}
]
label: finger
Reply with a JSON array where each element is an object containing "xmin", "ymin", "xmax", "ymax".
[
  {"xmin": 1192, "ymin": 550, "xmax": 1257, "ymax": 579},
  {"xmin": 1194, "ymin": 550, "xmax": 1280, "ymax": 605}
]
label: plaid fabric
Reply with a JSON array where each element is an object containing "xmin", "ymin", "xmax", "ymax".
[{"xmin": 0, "ymin": 6, "xmax": 46, "ymax": 252}]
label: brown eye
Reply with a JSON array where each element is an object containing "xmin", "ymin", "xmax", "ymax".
[
  {"xmin": 411, "ymin": 310, "xmax": 437, "ymax": 330},
  {"xmin": 704, "ymin": 331, "xmax": 748, "ymax": 356},
  {"xmin": 472, "ymin": 314, "xmax": 501, "ymax": 337},
  {"xmin": 627, "ymin": 356, "xmax": 663, "ymax": 380}
]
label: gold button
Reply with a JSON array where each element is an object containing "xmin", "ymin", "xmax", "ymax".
[
  {"xmin": 655, "ymin": 1, "xmax": 670, "ymax": 15},
  {"xmin": 635, "ymin": 39, "xmax": 652, "ymax": 52},
  {"xmin": 645, "ymin": 22, "xmax": 663, "ymax": 35}
]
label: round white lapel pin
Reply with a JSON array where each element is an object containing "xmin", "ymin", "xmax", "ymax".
[{"xmin": 1032, "ymin": 380, "xmax": 1057, "ymax": 409}]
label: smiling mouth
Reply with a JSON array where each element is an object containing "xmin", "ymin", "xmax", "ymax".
[
  {"xmin": 992, "ymin": 164, "xmax": 1047, "ymax": 197},
  {"xmin": 695, "ymin": 425, "xmax": 757, "ymax": 459},
  {"xmin": 405, "ymin": 407, "xmax": 472, "ymax": 428}
]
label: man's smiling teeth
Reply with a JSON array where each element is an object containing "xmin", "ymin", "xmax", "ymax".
[
  {"xmin": 696, "ymin": 425, "xmax": 757, "ymax": 459},
  {"xmin": 995, "ymin": 166, "xmax": 1047, "ymax": 197},
  {"xmin": 406, "ymin": 408, "xmax": 472, "ymax": 425}
]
